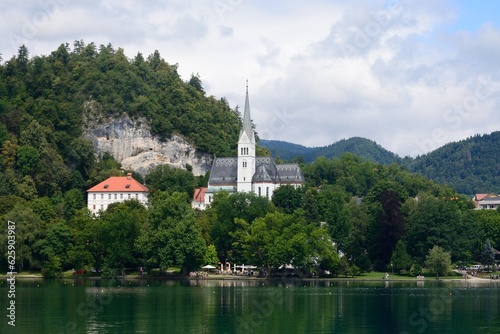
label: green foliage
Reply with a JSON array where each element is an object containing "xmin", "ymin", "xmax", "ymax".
[
  {"xmin": 230, "ymin": 211, "xmax": 339, "ymax": 275},
  {"xmin": 204, "ymin": 244, "xmax": 219, "ymax": 266},
  {"xmin": 481, "ymin": 239, "xmax": 495, "ymax": 267},
  {"xmin": 405, "ymin": 132, "xmax": 500, "ymax": 195},
  {"xmin": 425, "ymin": 246, "xmax": 452, "ymax": 278},
  {"xmin": 410, "ymin": 263, "xmax": 422, "ymax": 276},
  {"xmin": 390, "ymin": 240, "xmax": 411, "ymax": 272},
  {"xmin": 41, "ymin": 253, "xmax": 62, "ymax": 278},
  {"xmin": 365, "ymin": 182, "xmax": 407, "ymax": 271},
  {"xmin": 207, "ymin": 192, "xmax": 274, "ymax": 261},
  {"xmin": 261, "ymin": 137, "xmax": 402, "ymax": 165},
  {"xmin": 272, "ymin": 185, "xmax": 305, "ymax": 214},
  {"xmin": 98, "ymin": 200, "xmax": 146, "ymax": 275},
  {"xmin": 145, "ymin": 164, "xmax": 195, "ymax": 199},
  {"xmin": 137, "ymin": 192, "xmax": 206, "ymax": 274}
]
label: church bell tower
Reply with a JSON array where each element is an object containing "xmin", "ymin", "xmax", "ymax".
[{"xmin": 237, "ymin": 82, "xmax": 256, "ymax": 193}]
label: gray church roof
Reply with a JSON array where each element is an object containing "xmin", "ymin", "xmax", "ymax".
[
  {"xmin": 252, "ymin": 157, "xmax": 278, "ymax": 183},
  {"xmin": 208, "ymin": 156, "xmax": 304, "ymax": 185},
  {"xmin": 276, "ymin": 163, "xmax": 304, "ymax": 183},
  {"xmin": 209, "ymin": 157, "xmax": 237, "ymax": 185}
]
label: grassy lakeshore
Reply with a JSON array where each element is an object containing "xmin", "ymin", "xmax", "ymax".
[{"xmin": 2, "ymin": 268, "xmax": 493, "ymax": 281}]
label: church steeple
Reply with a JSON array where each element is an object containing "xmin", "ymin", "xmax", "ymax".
[
  {"xmin": 240, "ymin": 80, "xmax": 255, "ymax": 143},
  {"xmin": 237, "ymin": 81, "xmax": 256, "ymax": 193}
]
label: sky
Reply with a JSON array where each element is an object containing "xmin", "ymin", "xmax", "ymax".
[{"xmin": 1, "ymin": 0, "xmax": 500, "ymax": 157}]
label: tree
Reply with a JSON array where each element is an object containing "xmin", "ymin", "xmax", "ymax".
[
  {"xmin": 390, "ymin": 240, "xmax": 411, "ymax": 273},
  {"xmin": 145, "ymin": 164, "xmax": 195, "ymax": 199},
  {"xmin": 208, "ymin": 192, "xmax": 273, "ymax": 262},
  {"xmin": 425, "ymin": 246, "xmax": 451, "ymax": 278},
  {"xmin": 481, "ymin": 239, "xmax": 495, "ymax": 269},
  {"xmin": 405, "ymin": 192, "xmax": 474, "ymax": 264},
  {"xmin": 98, "ymin": 200, "xmax": 147, "ymax": 276},
  {"xmin": 366, "ymin": 182, "xmax": 407, "ymax": 271},
  {"xmin": 137, "ymin": 192, "xmax": 206, "ymax": 275},
  {"xmin": 272, "ymin": 185, "xmax": 304, "ymax": 214},
  {"xmin": 204, "ymin": 244, "xmax": 219, "ymax": 266},
  {"xmin": 37, "ymin": 222, "xmax": 73, "ymax": 275},
  {"xmin": 1, "ymin": 204, "xmax": 46, "ymax": 271}
]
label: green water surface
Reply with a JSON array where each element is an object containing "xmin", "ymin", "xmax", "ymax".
[{"xmin": 1, "ymin": 278, "xmax": 499, "ymax": 334}]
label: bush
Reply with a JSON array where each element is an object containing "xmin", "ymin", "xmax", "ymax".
[
  {"xmin": 42, "ymin": 255, "xmax": 62, "ymax": 278},
  {"xmin": 410, "ymin": 263, "xmax": 422, "ymax": 276}
]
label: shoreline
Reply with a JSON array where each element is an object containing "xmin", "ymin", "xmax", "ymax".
[{"xmin": 2, "ymin": 273, "xmax": 497, "ymax": 283}]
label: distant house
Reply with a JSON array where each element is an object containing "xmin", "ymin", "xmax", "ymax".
[
  {"xmin": 473, "ymin": 193, "xmax": 500, "ymax": 210},
  {"xmin": 193, "ymin": 85, "xmax": 304, "ymax": 210},
  {"xmin": 192, "ymin": 187, "xmax": 208, "ymax": 210},
  {"xmin": 87, "ymin": 173, "xmax": 149, "ymax": 214}
]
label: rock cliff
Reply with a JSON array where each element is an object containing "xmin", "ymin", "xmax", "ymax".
[{"xmin": 84, "ymin": 115, "xmax": 212, "ymax": 176}]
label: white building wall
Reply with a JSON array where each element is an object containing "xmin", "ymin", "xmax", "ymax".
[
  {"xmin": 254, "ymin": 182, "xmax": 278, "ymax": 199},
  {"xmin": 87, "ymin": 192, "xmax": 148, "ymax": 213}
]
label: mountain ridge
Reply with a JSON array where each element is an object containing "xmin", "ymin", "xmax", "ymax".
[{"xmin": 260, "ymin": 132, "xmax": 500, "ymax": 195}]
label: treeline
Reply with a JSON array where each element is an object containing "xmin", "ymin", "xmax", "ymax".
[
  {"xmin": 406, "ymin": 132, "xmax": 500, "ymax": 195},
  {"xmin": 2, "ymin": 153, "xmax": 499, "ymax": 277},
  {"xmin": 261, "ymin": 137, "xmax": 402, "ymax": 165}
]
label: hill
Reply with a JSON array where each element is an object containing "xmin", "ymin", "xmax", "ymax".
[
  {"xmin": 263, "ymin": 133, "xmax": 500, "ymax": 196},
  {"xmin": 261, "ymin": 137, "xmax": 402, "ymax": 165},
  {"xmin": 406, "ymin": 132, "xmax": 500, "ymax": 195},
  {"xmin": 0, "ymin": 42, "xmax": 241, "ymax": 197}
]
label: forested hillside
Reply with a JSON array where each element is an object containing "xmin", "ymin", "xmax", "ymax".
[
  {"xmin": 0, "ymin": 42, "xmax": 241, "ymax": 197},
  {"xmin": 405, "ymin": 132, "xmax": 500, "ymax": 195},
  {"xmin": 261, "ymin": 137, "xmax": 401, "ymax": 164},
  {"xmin": 263, "ymin": 133, "xmax": 500, "ymax": 195}
]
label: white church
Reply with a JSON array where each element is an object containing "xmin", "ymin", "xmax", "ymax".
[{"xmin": 192, "ymin": 85, "xmax": 304, "ymax": 210}]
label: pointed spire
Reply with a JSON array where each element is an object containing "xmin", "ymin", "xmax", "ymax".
[{"xmin": 241, "ymin": 80, "xmax": 254, "ymax": 141}]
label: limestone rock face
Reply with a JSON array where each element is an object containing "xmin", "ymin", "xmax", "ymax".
[{"xmin": 84, "ymin": 116, "xmax": 212, "ymax": 176}]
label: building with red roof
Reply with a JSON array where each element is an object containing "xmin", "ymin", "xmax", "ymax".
[
  {"xmin": 192, "ymin": 187, "xmax": 208, "ymax": 210},
  {"xmin": 87, "ymin": 173, "xmax": 149, "ymax": 214},
  {"xmin": 473, "ymin": 193, "xmax": 500, "ymax": 210}
]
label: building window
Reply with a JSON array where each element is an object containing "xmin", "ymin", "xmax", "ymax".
[
  {"xmin": 209, "ymin": 196, "xmax": 212, "ymax": 203},
  {"xmin": 93, "ymin": 194, "xmax": 96, "ymax": 200},
  {"xmin": 266, "ymin": 187, "xmax": 269, "ymax": 198},
  {"xmin": 100, "ymin": 205, "xmax": 103, "ymax": 210},
  {"xmin": 114, "ymin": 194, "xmax": 117, "ymax": 200},
  {"xmin": 128, "ymin": 194, "xmax": 131, "ymax": 199},
  {"xmin": 108, "ymin": 194, "xmax": 111, "ymax": 199},
  {"xmin": 243, "ymin": 161, "xmax": 247, "ymax": 168},
  {"xmin": 93, "ymin": 205, "xmax": 96, "ymax": 210},
  {"xmin": 258, "ymin": 187, "xmax": 261, "ymax": 196},
  {"xmin": 136, "ymin": 194, "xmax": 139, "ymax": 199},
  {"xmin": 101, "ymin": 194, "xmax": 104, "ymax": 199},
  {"xmin": 120, "ymin": 194, "xmax": 123, "ymax": 199}
]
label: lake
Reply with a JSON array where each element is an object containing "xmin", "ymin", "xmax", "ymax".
[{"xmin": 2, "ymin": 277, "xmax": 499, "ymax": 333}]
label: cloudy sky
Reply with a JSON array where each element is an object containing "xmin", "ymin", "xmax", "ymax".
[{"xmin": 2, "ymin": 0, "xmax": 500, "ymax": 157}]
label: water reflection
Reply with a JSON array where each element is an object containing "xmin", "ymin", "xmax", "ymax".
[{"xmin": 7, "ymin": 278, "xmax": 500, "ymax": 334}]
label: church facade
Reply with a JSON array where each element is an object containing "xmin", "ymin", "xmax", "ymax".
[{"xmin": 194, "ymin": 86, "xmax": 304, "ymax": 209}]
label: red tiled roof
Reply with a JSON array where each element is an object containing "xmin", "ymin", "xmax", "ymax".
[
  {"xmin": 193, "ymin": 187, "xmax": 207, "ymax": 203},
  {"xmin": 475, "ymin": 193, "xmax": 489, "ymax": 201},
  {"xmin": 87, "ymin": 174, "xmax": 149, "ymax": 193}
]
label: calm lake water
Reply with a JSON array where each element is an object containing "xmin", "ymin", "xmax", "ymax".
[{"xmin": 1, "ymin": 277, "xmax": 500, "ymax": 334}]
